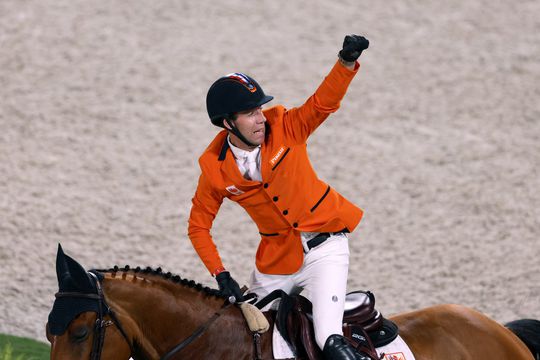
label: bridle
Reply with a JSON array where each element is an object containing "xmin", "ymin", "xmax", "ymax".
[
  {"xmin": 54, "ymin": 271, "xmax": 134, "ymax": 360},
  {"xmin": 55, "ymin": 271, "xmax": 233, "ymax": 360}
]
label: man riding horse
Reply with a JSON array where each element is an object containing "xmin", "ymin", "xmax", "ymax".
[{"xmin": 188, "ymin": 34, "xmax": 370, "ymax": 360}]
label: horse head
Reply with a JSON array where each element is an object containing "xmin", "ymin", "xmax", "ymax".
[
  {"xmin": 46, "ymin": 244, "xmax": 133, "ymax": 359},
  {"xmin": 46, "ymin": 245, "xmax": 266, "ymax": 359}
]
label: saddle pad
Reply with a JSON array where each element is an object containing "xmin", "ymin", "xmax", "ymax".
[
  {"xmin": 273, "ymin": 324, "xmax": 296, "ymax": 359},
  {"xmin": 376, "ymin": 335, "xmax": 416, "ymax": 360},
  {"xmin": 272, "ymin": 330, "xmax": 417, "ymax": 360}
]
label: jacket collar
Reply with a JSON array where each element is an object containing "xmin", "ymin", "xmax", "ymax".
[{"xmin": 218, "ymin": 138, "xmax": 229, "ymax": 161}]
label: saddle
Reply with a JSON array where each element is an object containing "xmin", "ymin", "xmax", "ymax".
[{"xmin": 254, "ymin": 290, "xmax": 398, "ymax": 360}]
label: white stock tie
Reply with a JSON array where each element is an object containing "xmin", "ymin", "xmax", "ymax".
[
  {"xmin": 243, "ymin": 149, "xmax": 261, "ymax": 181},
  {"xmin": 227, "ymin": 136, "xmax": 262, "ymax": 182}
]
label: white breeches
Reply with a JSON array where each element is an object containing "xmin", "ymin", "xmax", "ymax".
[{"xmin": 249, "ymin": 232, "xmax": 350, "ymax": 350}]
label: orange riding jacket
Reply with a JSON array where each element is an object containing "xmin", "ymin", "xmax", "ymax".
[{"xmin": 188, "ymin": 60, "xmax": 364, "ymax": 275}]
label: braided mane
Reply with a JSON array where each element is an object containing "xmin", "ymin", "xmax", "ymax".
[{"xmin": 93, "ymin": 265, "xmax": 225, "ymax": 299}]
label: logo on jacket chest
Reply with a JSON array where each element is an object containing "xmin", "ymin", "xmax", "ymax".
[
  {"xmin": 225, "ymin": 185, "xmax": 245, "ymax": 195},
  {"xmin": 270, "ymin": 146, "xmax": 286, "ymax": 167}
]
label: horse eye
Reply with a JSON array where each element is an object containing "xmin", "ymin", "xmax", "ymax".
[{"xmin": 71, "ymin": 326, "xmax": 89, "ymax": 342}]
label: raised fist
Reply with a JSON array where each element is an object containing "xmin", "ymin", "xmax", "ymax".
[{"xmin": 339, "ymin": 35, "xmax": 369, "ymax": 62}]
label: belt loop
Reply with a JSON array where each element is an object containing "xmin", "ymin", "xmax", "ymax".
[{"xmin": 301, "ymin": 235, "xmax": 311, "ymax": 253}]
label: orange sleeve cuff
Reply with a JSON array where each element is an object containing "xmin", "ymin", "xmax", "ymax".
[{"xmin": 212, "ymin": 266, "xmax": 226, "ymax": 277}]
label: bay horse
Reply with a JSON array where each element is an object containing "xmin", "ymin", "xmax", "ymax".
[{"xmin": 47, "ymin": 245, "xmax": 539, "ymax": 359}]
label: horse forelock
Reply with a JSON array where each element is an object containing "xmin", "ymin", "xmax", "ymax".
[{"xmin": 94, "ymin": 265, "xmax": 226, "ymax": 299}]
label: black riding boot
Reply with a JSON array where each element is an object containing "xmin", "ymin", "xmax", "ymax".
[{"xmin": 323, "ymin": 334, "xmax": 372, "ymax": 360}]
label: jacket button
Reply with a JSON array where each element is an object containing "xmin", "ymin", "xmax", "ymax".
[
  {"xmin": 283, "ymin": 210, "xmax": 288, "ymax": 215},
  {"xmin": 263, "ymin": 183, "xmax": 269, "ymax": 188},
  {"xmin": 273, "ymin": 196, "xmax": 279, "ymax": 202},
  {"xmin": 293, "ymin": 222, "xmax": 298, "ymax": 228}
]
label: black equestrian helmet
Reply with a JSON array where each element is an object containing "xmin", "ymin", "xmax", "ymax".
[{"xmin": 206, "ymin": 72, "xmax": 273, "ymax": 127}]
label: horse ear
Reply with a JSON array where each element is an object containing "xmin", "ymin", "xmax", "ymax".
[{"xmin": 55, "ymin": 244, "xmax": 95, "ymax": 293}]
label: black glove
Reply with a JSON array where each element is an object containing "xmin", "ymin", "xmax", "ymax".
[
  {"xmin": 339, "ymin": 34, "xmax": 369, "ymax": 62},
  {"xmin": 215, "ymin": 271, "xmax": 244, "ymax": 303}
]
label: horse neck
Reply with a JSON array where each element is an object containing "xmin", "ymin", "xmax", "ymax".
[{"xmin": 101, "ymin": 271, "xmax": 227, "ymax": 357}]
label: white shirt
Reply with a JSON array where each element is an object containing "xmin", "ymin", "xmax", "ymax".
[{"xmin": 227, "ymin": 136, "xmax": 262, "ymax": 182}]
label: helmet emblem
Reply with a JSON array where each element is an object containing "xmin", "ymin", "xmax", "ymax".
[{"xmin": 225, "ymin": 73, "xmax": 258, "ymax": 93}]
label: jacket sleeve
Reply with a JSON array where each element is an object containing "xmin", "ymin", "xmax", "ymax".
[
  {"xmin": 187, "ymin": 171, "xmax": 225, "ymax": 275},
  {"xmin": 282, "ymin": 60, "xmax": 360, "ymax": 143}
]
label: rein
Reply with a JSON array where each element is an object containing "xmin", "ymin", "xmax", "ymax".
[{"xmin": 160, "ymin": 301, "xmax": 233, "ymax": 360}]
